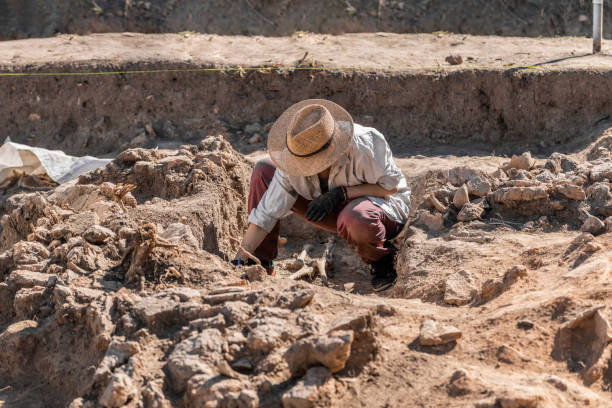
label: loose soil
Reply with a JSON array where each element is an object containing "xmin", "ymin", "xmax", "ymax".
[{"xmin": 1, "ymin": 0, "xmax": 612, "ymax": 40}]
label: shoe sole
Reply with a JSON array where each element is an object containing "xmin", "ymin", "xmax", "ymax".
[{"xmin": 372, "ymin": 279, "xmax": 397, "ymax": 292}]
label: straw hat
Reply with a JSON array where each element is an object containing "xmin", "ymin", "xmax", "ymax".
[{"xmin": 268, "ymin": 99, "xmax": 354, "ymax": 177}]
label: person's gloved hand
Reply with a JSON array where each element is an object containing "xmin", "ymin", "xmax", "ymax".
[{"xmin": 306, "ymin": 186, "xmax": 347, "ymax": 222}]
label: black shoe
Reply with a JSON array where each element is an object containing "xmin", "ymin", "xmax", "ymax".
[{"xmin": 370, "ymin": 245, "xmax": 398, "ymax": 292}]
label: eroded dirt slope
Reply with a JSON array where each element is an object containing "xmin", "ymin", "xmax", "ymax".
[{"xmin": 0, "ymin": 132, "xmax": 611, "ymax": 407}]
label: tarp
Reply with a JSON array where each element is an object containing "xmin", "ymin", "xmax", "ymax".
[{"xmin": 0, "ymin": 139, "xmax": 112, "ymax": 185}]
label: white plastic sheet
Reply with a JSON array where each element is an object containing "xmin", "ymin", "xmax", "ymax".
[{"xmin": 0, "ymin": 139, "xmax": 111, "ymax": 185}]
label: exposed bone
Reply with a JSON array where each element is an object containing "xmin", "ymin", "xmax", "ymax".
[
  {"xmin": 289, "ymin": 266, "xmax": 315, "ymax": 281},
  {"xmin": 427, "ymin": 193, "xmax": 448, "ymax": 213},
  {"xmin": 288, "ymin": 244, "xmax": 313, "ymax": 271},
  {"xmin": 313, "ymin": 237, "xmax": 337, "ymax": 286}
]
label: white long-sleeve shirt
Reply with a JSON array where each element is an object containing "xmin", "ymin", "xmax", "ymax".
[{"xmin": 248, "ymin": 124, "xmax": 411, "ymax": 232}]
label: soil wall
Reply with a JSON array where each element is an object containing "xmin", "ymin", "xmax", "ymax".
[
  {"xmin": 1, "ymin": 65, "xmax": 611, "ymax": 156},
  {"xmin": 1, "ymin": 0, "xmax": 611, "ymax": 40}
]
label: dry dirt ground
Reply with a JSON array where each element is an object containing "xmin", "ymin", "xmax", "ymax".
[
  {"xmin": 1, "ymin": 0, "xmax": 612, "ymax": 40},
  {"xmin": 0, "ymin": 122, "xmax": 611, "ymax": 407}
]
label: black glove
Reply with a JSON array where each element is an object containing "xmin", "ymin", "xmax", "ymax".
[{"xmin": 306, "ymin": 186, "xmax": 347, "ymax": 222}]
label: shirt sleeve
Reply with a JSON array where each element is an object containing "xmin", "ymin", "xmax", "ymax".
[
  {"xmin": 247, "ymin": 168, "xmax": 298, "ymax": 233},
  {"xmin": 358, "ymin": 128, "xmax": 404, "ymax": 190}
]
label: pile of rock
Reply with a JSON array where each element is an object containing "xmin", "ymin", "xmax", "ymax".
[{"xmin": 415, "ymin": 151, "xmax": 612, "ymax": 234}]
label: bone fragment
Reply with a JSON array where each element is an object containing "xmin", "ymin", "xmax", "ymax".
[
  {"xmin": 289, "ymin": 266, "xmax": 315, "ymax": 281},
  {"xmin": 427, "ymin": 193, "xmax": 448, "ymax": 213},
  {"xmin": 289, "ymin": 244, "xmax": 313, "ymax": 270}
]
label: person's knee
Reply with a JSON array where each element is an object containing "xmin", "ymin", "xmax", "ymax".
[
  {"xmin": 252, "ymin": 159, "xmax": 276, "ymax": 183},
  {"xmin": 337, "ymin": 205, "xmax": 379, "ymax": 241}
]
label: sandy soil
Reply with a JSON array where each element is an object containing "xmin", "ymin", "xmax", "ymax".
[
  {"xmin": 1, "ymin": 0, "xmax": 611, "ymax": 40},
  {"xmin": 2, "ymin": 32, "xmax": 612, "ymax": 71}
]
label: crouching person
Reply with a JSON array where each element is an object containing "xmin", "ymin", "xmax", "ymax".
[{"xmin": 233, "ymin": 99, "xmax": 410, "ymax": 291}]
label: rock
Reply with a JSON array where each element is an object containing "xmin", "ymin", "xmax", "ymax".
[
  {"xmin": 556, "ymin": 183, "xmax": 586, "ymax": 201},
  {"xmin": 467, "ymin": 176, "xmax": 491, "ymax": 197},
  {"xmin": 13, "ymin": 286, "xmax": 46, "ymax": 319},
  {"xmin": 490, "ymin": 186, "xmax": 549, "ymax": 203},
  {"xmin": 142, "ymin": 379, "xmax": 171, "ymax": 408},
  {"xmin": 282, "ymin": 367, "xmax": 332, "ymax": 408},
  {"xmin": 445, "ymin": 55, "xmax": 463, "ymax": 65},
  {"xmin": 248, "ymin": 133, "xmax": 263, "ymax": 144},
  {"xmin": 84, "ymin": 225, "xmax": 116, "ymax": 244},
  {"xmin": 414, "ymin": 210, "xmax": 444, "ymax": 232},
  {"xmin": 221, "ymin": 301, "xmax": 253, "ymax": 325},
  {"xmin": 453, "ymin": 184, "xmax": 470, "ymax": 209},
  {"xmin": 184, "ymin": 377, "xmax": 257, "ymax": 408},
  {"xmin": 517, "ymin": 320, "xmax": 534, "ymax": 330},
  {"xmin": 497, "ymin": 344, "xmax": 528, "ymax": 364},
  {"xmin": 285, "ymin": 330, "xmax": 354, "ymax": 377},
  {"xmin": 12, "ymin": 241, "xmax": 50, "ymax": 264},
  {"xmin": 65, "ymin": 211, "xmax": 100, "ymax": 236},
  {"xmin": 506, "ymin": 152, "xmax": 535, "ymax": 171},
  {"xmin": 581, "ymin": 214, "xmax": 605, "ymax": 234},
  {"xmin": 7, "ymin": 270, "xmax": 56, "ymax": 288},
  {"xmin": 444, "ymin": 270, "xmax": 478, "ymax": 306},
  {"xmin": 158, "ymin": 223, "xmax": 199, "ymax": 250},
  {"xmin": 247, "ymin": 316, "xmax": 288, "ymax": 353},
  {"xmin": 457, "ymin": 202, "xmax": 485, "ymax": 222},
  {"xmin": 246, "ymin": 265, "xmax": 267, "ymax": 281},
  {"xmin": 606, "ymin": 217, "xmax": 612, "ymax": 233},
  {"xmin": 94, "ymin": 339, "xmax": 141, "ymax": 388},
  {"xmin": 275, "ymin": 284, "xmax": 315, "ymax": 309},
  {"xmin": 133, "ymin": 296, "xmax": 180, "ymax": 328},
  {"xmin": 448, "ymin": 167, "xmax": 484, "ymax": 186},
  {"xmin": 98, "ymin": 373, "xmax": 136, "ymax": 408},
  {"xmin": 327, "ymin": 311, "xmax": 371, "ymax": 333},
  {"xmin": 590, "ymin": 161, "xmax": 612, "ymax": 182},
  {"xmin": 167, "ymin": 356, "xmax": 215, "ymax": 393},
  {"xmin": 447, "ymin": 369, "xmax": 485, "ymax": 397},
  {"xmin": 419, "ymin": 319, "xmax": 462, "ymax": 346},
  {"xmin": 231, "ymin": 357, "xmax": 253, "ymax": 372},
  {"xmin": 244, "ymin": 123, "xmax": 262, "ymax": 134}
]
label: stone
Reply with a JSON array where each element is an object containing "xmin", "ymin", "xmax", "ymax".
[
  {"xmin": 133, "ymin": 296, "xmax": 179, "ymax": 328},
  {"xmin": 581, "ymin": 214, "xmax": 605, "ymax": 234},
  {"xmin": 448, "ymin": 167, "xmax": 484, "ymax": 186},
  {"xmin": 445, "ymin": 55, "xmax": 463, "ymax": 65},
  {"xmin": 507, "ymin": 152, "xmax": 535, "ymax": 171},
  {"xmin": 275, "ymin": 284, "xmax": 315, "ymax": 309},
  {"xmin": 231, "ymin": 357, "xmax": 253, "ymax": 372},
  {"xmin": 555, "ymin": 183, "xmax": 586, "ymax": 201},
  {"xmin": 457, "ymin": 202, "xmax": 485, "ymax": 222},
  {"xmin": 158, "ymin": 223, "xmax": 199, "ymax": 249},
  {"xmin": 84, "ymin": 225, "xmax": 116, "ymax": 244},
  {"xmin": 282, "ymin": 367, "xmax": 332, "ymax": 408},
  {"xmin": 244, "ymin": 123, "xmax": 262, "ymax": 134},
  {"xmin": 606, "ymin": 217, "xmax": 612, "ymax": 233},
  {"xmin": 13, "ymin": 286, "xmax": 46, "ymax": 319},
  {"xmin": 247, "ymin": 317, "xmax": 288, "ymax": 353},
  {"xmin": 490, "ymin": 186, "xmax": 549, "ymax": 203},
  {"xmin": 444, "ymin": 270, "xmax": 478, "ymax": 306},
  {"xmin": 480, "ymin": 279, "xmax": 504, "ymax": 302},
  {"xmin": 414, "ymin": 210, "xmax": 444, "ymax": 232},
  {"xmin": 248, "ymin": 133, "xmax": 263, "ymax": 144},
  {"xmin": 327, "ymin": 311, "xmax": 371, "ymax": 333},
  {"xmin": 98, "ymin": 373, "xmax": 136, "ymax": 408},
  {"xmin": 467, "ymin": 176, "xmax": 491, "ymax": 197},
  {"xmin": 221, "ymin": 301, "xmax": 253, "ymax": 325},
  {"xmin": 590, "ymin": 161, "xmax": 612, "ymax": 182},
  {"xmin": 66, "ymin": 211, "xmax": 100, "ymax": 236},
  {"xmin": 453, "ymin": 184, "xmax": 470, "ymax": 209},
  {"xmin": 497, "ymin": 344, "xmax": 528, "ymax": 364},
  {"xmin": 7, "ymin": 270, "xmax": 56, "ymax": 288},
  {"xmin": 12, "ymin": 241, "xmax": 50, "ymax": 264},
  {"xmin": 184, "ymin": 377, "xmax": 257, "ymax": 408},
  {"xmin": 285, "ymin": 330, "xmax": 354, "ymax": 377},
  {"xmin": 167, "ymin": 356, "xmax": 215, "ymax": 393},
  {"xmin": 94, "ymin": 339, "xmax": 141, "ymax": 388},
  {"xmin": 419, "ymin": 319, "xmax": 462, "ymax": 346},
  {"xmin": 246, "ymin": 264, "xmax": 267, "ymax": 281}
]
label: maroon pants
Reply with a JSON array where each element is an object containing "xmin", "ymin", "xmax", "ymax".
[{"xmin": 249, "ymin": 159, "xmax": 403, "ymax": 264}]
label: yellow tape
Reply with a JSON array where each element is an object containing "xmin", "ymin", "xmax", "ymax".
[{"xmin": 0, "ymin": 63, "xmax": 579, "ymax": 77}]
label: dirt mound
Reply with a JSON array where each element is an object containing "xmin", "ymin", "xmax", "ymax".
[
  {"xmin": 1, "ymin": 137, "xmax": 612, "ymax": 407},
  {"xmin": 1, "ymin": 0, "xmax": 611, "ymax": 40},
  {"xmin": 393, "ymin": 145, "xmax": 612, "ymax": 305}
]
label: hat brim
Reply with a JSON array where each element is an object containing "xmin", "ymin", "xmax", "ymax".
[{"xmin": 268, "ymin": 99, "xmax": 354, "ymax": 177}]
